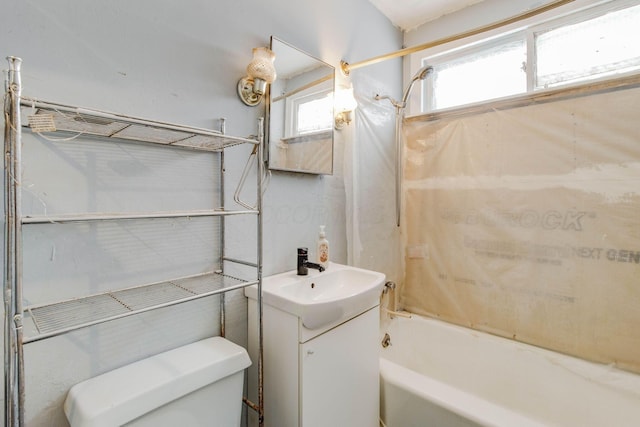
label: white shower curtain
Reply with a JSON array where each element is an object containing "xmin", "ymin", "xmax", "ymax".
[{"xmin": 345, "ymin": 73, "xmax": 403, "ymax": 284}]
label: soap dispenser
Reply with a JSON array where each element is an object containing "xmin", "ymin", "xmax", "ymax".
[{"xmin": 317, "ymin": 225, "xmax": 329, "ymax": 269}]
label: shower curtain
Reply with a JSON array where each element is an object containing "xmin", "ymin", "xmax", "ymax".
[{"xmin": 401, "ymin": 83, "xmax": 640, "ymax": 374}]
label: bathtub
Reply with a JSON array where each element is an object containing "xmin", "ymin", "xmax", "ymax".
[{"xmin": 379, "ymin": 314, "xmax": 640, "ymax": 427}]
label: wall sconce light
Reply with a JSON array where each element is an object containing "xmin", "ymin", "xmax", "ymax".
[
  {"xmin": 334, "ymin": 86, "xmax": 358, "ymax": 130},
  {"xmin": 237, "ymin": 47, "xmax": 277, "ymax": 106}
]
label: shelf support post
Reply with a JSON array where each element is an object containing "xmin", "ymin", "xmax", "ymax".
[
  {"xmin": 256, "ymin": 117, "xmax": 265, "ymax": 427},
  {"xmin": 4, "ymin": 55, "xmax": 25, "ymax": 427}
]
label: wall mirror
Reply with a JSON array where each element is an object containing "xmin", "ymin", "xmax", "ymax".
[{"xmin": 267, "ymin": 36, "xmax": 335, "ymax": 175}]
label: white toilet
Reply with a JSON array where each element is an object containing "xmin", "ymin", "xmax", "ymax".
[{"xmin": 64, "ymin": 337, "xmax": 251, "ymax": 427}]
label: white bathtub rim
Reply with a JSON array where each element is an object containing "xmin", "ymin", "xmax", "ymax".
[
  {"xmin": 381, "ymin": 314, "xmax": 640, "ymax": 400},
  {"xmin": 380, "ymin": 357, "xmax": 546, "ymax": 427},
  {"xmin": 379, "ymin": 314, "xmax": 640, "ymax": 427}
]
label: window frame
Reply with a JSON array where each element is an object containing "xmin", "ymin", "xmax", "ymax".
[
  {"xmin": 408, "ymin": 0, "xmax": 640, "ymax": 116},
  {"xmin": 532, "ymin": 1, "xmax": 640, "ymax": 89},
  {"xmin": 284, "ymin": 82, "xmax": 333, "ymax": 139},
  {"xmin": 421, "ymin": 32, "xmax": 528, "ymax": 112}
]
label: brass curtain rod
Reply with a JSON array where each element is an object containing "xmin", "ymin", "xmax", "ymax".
[
  {"xmin": 340, "ymin": 0, "xmax": 576, "ymax": 75},
  {"xmin": 271, "ymin": 73, "xmax": 333, "ymax": 103}
]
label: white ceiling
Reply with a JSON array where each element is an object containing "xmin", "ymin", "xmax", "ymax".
[{"xmin": 368, "ymin": 0, "xmax": 488, "ymax": 31}]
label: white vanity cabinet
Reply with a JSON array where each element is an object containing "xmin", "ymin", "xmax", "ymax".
[{"xmin": 247, "ymin": 300, "xmax": 380, "ymax": 427}]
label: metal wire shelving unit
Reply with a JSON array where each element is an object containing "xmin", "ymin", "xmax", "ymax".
[{"xmin": 3, "ymin": 57, "xmax": 265, "ymax": 427}]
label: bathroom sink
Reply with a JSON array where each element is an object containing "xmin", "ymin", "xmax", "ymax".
[{"xmin": 245, "ymin": 263, "xmax": 385, "ymax": 329}]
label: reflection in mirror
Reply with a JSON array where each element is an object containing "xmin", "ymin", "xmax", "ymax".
[{"xmin": 267, "ymin": 37, "xmax": 335, "ymax": 175}]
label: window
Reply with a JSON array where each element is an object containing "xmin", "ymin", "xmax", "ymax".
[
  {"xmin": 535, "ymin": 4, "xmax": 640, "ymax": 88},
  {"xmin": 282, "ymin": 75, "xmax": 334, "ymax": 139},
  {"xmin": 291, "ymin": 90, "xmax": 333, "ymax": 136},
  {"xmin": 429, "ymin": 37, "xmax": 526, "ymax": 111},
  {"xmin": 417, "ymin": 1, "xmax": 640, "ymax": 113}
]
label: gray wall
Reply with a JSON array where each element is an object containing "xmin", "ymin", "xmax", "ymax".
[{"xmin": 1, "ymin": 0, "xmax": 401, "ymax": 425}]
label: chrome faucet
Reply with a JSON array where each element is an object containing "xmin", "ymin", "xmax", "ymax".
[{"xmin": 297, "ymin": 247, "xmax": 325, "ymax": 275}]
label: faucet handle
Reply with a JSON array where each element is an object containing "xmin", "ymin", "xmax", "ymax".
[{"xmin": 297, "ymin": 247, "xmax": 309, "ymax": 275}]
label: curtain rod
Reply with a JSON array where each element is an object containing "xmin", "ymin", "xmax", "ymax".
[
  {"xmin": 340, "ymin": 0, "xmax": 575, "ymax": 75},
  {"xmin": 271, "ymin": 73, "xmax": 333, "ymax": 103}
]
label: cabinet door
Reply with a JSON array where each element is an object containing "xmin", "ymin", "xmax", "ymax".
[{"xmin": 300, "ymin": 307, "xmax": 379, "ymax": 427}]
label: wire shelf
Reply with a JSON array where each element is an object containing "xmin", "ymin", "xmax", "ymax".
[
  {"xmin": 23, "ymin": 272, "xmax": 256, "ymax": 343},
  {"xmin": 19, "ymin": 98, "xmax": 258, "ymax": 152},
  {"xmin": 21, "ymin": 209, "xmax": 259, "ymax": 224}
]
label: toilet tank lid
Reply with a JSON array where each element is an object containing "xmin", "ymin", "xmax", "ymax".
[{"xmin": 64, "ymin": 336, "xmax": 251, "ymax": 427}]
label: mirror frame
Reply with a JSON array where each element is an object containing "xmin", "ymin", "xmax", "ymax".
[{"xmin": 266, "ymin": 36, "xmax": 335, "ymax": 175}]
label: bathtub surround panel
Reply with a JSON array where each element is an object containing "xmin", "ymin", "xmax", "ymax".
[{"xmin": 403, "ymin": 84, "xmax": 640, "ymax": 373}]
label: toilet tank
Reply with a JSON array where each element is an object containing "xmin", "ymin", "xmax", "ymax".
[{"xmin": 64, "ymin": 337, "xmax": 251, "ymax": 427}]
